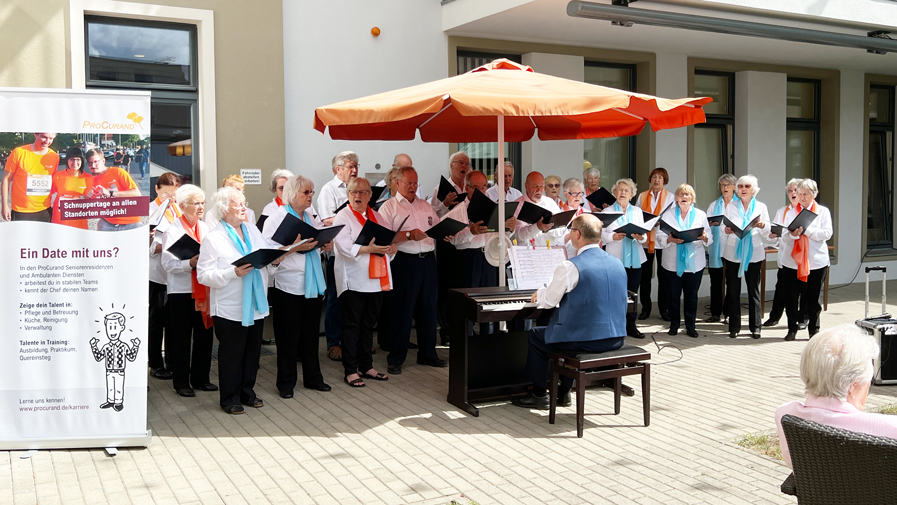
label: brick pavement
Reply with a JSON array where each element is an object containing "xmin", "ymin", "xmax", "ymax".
[{"xmin": 3, "ymin": 280, "xmax": 897, "ymax": 504}]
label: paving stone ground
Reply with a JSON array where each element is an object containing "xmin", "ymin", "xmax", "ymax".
[{"xmin": 4, "ymin": 280, "xmax": 897, "ymax": 504}]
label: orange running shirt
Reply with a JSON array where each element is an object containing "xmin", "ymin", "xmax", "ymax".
[
  {"xmin": 51, "ymin": 171, "xmax": 94, "ymax": 229},
  {"xmin": 92, "ymin": 167, "xmax": 140, "ymax": 225},
  {"xmin": 4, "ymin": 144, "xmax": 59, "ymax": 213}
]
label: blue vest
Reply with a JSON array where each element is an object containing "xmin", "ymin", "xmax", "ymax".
[{"xmin": 544, "ymin": 247, "xmax": 629, "ymax": 344}]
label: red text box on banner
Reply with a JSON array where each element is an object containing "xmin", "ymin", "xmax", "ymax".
[{"xmin": 59, "ymin": 197, "xmax": 150, "ymax": 221}]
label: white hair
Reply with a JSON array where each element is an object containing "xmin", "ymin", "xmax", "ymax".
[
  {"xmin": 798, "ymin": 178, "xmax": 819, "ymax": 198},
  {"xmin": 282, "ymin": 175, "xmax": 313, "ymax": 208},
  {"xmin": 449, "ymin": 151, "xmax": 468, "ymax": 167},
  {"xmin": 334, "ymin": 151, "xmax": 358, "ymax": 169},
  {"xmin": 800, "ymin": 324, "xmax": 878, "ymax": 401},
  {"xmin": 175, "ymin": 184, "xmax": 205, "ymax": 211},
  {"xmin": 718, "ymin": 173, "xmax": 737, "ymax": 187},
  {"xmin": 612, "ymin": 178, "xmax": 637, "ymax": 196},
  {"xmin": 736, "ymin": 174, "xmax": 760, "ymax": 197},
  {"xmin": 562, "ymin": 178, "xmax": 584, "ymax": 193},
  {"xmin": 207, "ymin": 186, "xmax": 244, "ymax": 224},
  {"xmin": 269, "ymin": 169, "xmax": 294, "ymax": 193},
  {"xmin": 786, "ymin": 178, "xmax": 804, "ymax": 190},
  {"xmin": 584, "ymin": 167, "xmax": 601, "ymax": 180}
]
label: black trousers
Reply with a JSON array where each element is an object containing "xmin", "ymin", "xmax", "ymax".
[
  {"xmin": 339, "ymin": 290, "xmax": 383, "ymax": 377},
  {"xmin": 377, "ymin": 291, "xmax": 393, "ymax": 351},
  {"xmin": 11, "ymin": 208, "xmax": 52, "ymax": 222},
  {"xmin": 148, "ymin": 281, "xmax": 168, "ymax": 370},
  {"xmin": 724, "ymin": 259, "xmax": 762, "ymax": 334},
  {"xmin": 270, "ymin": 288, "xmax": 324, "ymax": 392},
  {"xmin": 639, "ymin": 248, "xmax": 667, "ymax": 315},
  {"xmin": 769, "ymin": 266, "xmax": 806, "ymax": 322},
  {"xmin": 783, "ymin": 266, "xmax": 827, "ymax": 334},
  {"xmin": 324, "ymin": 256, "xmax": 342, "ymax": 349},
  {"xmin": 625, "ymin": 267, "xmax": 641, "ymax": 337},
  {"xmin": 666, "ymin": 268, "xmax": 703, "ymax": 333},
  {"xmin": 525, "ymin": 326, "xmax": 625, "ymax": 395},
  {"xmin": 166, "ymin": 293, "xmax": 214, "ymax": 390},
  {"xmin": 435, "ymin": 240, "xmax": 462, "ymax": 337},
  {"xmin": 708, "ymin": 265, "xmax": 726, "ymax": 318},
  {"xmin": 213, "ymin": 316, "xmax": 263, "ymax": 407},
  {"xmin": 388, "ymin": 253, "xmax": 439, "ymax": 366}
]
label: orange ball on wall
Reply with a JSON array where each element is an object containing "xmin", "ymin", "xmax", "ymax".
[{"xmin": 371, "ymin": 27, "xmax": 381, "ymax": 37}]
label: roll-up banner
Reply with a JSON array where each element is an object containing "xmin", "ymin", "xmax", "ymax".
[{"xmin": 0, "ymin": 88, "xmax": 152, "ymax": 449}]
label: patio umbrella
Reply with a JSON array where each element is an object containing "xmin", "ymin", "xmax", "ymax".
[{"xmin": 313, "ymin": 59, "xmax": 711, "ymax": 285}]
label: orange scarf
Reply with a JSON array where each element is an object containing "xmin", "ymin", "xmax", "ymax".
[
  {"xmin": 790, "ymin": 202, "xmax": 814, "ymax": 282},
  {"xmin": 640, "ymin": 190, "xmax": 666, "ymax": 253},
  {"xmin": 275, "ymin": 196, "xmax": 284, "ymax": 206},
  {"xmin": 155, "ymin": 197, "xmax": 182, "ymax": 224},
  {"xmin": 350, "ymin": 206, "xmax": 390, "ymax": 291},
  {"xmin": 180, "ymin": 216, "xmax": 212, "ymax": 328},
  {"xmin": 560, "ymin": 201, "xmax": 584, "ymax": 216}
]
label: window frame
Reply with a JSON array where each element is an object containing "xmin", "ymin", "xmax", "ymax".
[
  {"xmin": 868, "ymin": 84, "xmax": 896, "ymax": 250},
  {"xmin": 786, "ymin": 77, "xmax": 822, "ymax": 184},
  {"xmin": 583, "ymin": 60, "xmax": 637, "ymax": 180}
]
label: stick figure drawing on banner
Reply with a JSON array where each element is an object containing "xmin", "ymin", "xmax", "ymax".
[{"xmin": 90, "ymin": 311, "xmax": 140, "ymax": 412}]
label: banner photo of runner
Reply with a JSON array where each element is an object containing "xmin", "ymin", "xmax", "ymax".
[{"xmin": 0, "ymin": 88, "xmax": 152, "ymax": 449}]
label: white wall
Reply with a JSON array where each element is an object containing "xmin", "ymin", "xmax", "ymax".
[
  {"xmin": 283, "ymin": 1, "xmax": 448, "ymax": 199},
  {"xmin": 520, "ymin": 52, "xmax": 585, "ymax": 183},
  {"xmin": 734, "ymin": 71, "xmax": 787, "ymax": 209}
]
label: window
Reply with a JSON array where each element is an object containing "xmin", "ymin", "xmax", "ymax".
[
  {"xmin": 693, "ymin": 71, "xmax": 734, "ymax": 210},
  {"xmin": 786, "ymin": 78, "xmax": 820, "ymax": 202},
  {"xmin": 86, "ymin": 16, "xmax": 200, "ymax": 192},
  {"xmin": 583, "ymin": 62, "xmax": 636, "ymax": 186},
  {"xmin": 456, "ymin": 51, "xmax": 522, "ymax": 190},
  {"xmin": 868, "ymin": 85, "xmax": 895, "ymax": 249}
]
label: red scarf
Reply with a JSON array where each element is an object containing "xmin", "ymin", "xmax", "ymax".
[
  {"xmin": 640, "ymin": 190, "xmax": 667, "ymax": 253},
  {"xmin": 560, "ymin": 201, "xmax": 584, "ymax": 216},
  {"xmin": 154, "ymin": 197, "xmax": 182, "ymax": 224},
  {"xmin": 180, "ymin": 216, "xmax": 212, "ymax": 328},
  {"xmin": 790, "ymin": 201, "xmax": 815, "ymax": 282},
  {"xmin": 275, "ymin": 196, "xmax": 284, "ymax": 206},
  {"xmin": 350, "ymin": 205, "xmax": 390, "ymax": 291}
]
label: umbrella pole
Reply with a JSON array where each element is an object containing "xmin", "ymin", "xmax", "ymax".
[{"xmin": 497, "ymin": 115, "xmax": 506, "ymax": 288}]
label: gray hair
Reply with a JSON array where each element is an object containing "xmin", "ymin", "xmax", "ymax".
[
  {"xmin": 584, "ymin": 167, "xmax": 601, "ymax": 180},
  {"xmin": 786, "ymin": 178, "xmax": 804, "ymax": 191},
  {"xmin": 175, "ymin": 184, "xmax": 205, "ymax": 211},
  {"xmin": 612, "ymin": 178, "xmax": 637, "ymax": 196},
  {"xmin": 396, "ymin": 166, "xmax": 417, "ymax": 184},
  {"xmin": 718, "ymin": 173, "xmax": 737, "ymax": 187},
  {"xmin": 208, "ymin": 186, "xmax": 244, "ymax": 224},
  {"xmin": 347, "ymin": 177, "xmax": 372, "ymax": 194},
  {"xmin": 449, "ymin": 151, "xmax": 469, "ymax": 167},
  {"xmin": 504, "ymin": 160, "xmax": 514, "ymax": 169},
  {"xmin": 736, "ymin": 174, "xmax": 760, "ymax": 197},
  {"xmin": 269, "ymin": 169, "xmax": 293, "ymax": 193},
  {"xmin": 797, "ymin": 179, "xmax": 819, "ymax": 198},
  {"xmin": 282, "ymin": 174, "xmax": 313, "ymax": 208},
  {"xmin": 334, "ymin": 151, "xmax": 358, "ymax": 169},
  {"xmin": 562, "ymin": 178, "xmax": 584, "ymax": 193},
  {"xmin": 800, "ymin": 324, "xmax": 878, "ymax": 401},
  {"xmin": 385, "ymin": 166, "xmax": 400, "ymax": 187}
]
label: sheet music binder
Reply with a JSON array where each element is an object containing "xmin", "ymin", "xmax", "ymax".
[{"xmin": 167, "ymin": 234, "xmax": 201, "ymax": 260}]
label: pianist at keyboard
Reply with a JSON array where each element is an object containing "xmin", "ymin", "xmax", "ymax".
[{"xmin": 511, "ymin": 213, "xmax": 629, "ymax": 410}]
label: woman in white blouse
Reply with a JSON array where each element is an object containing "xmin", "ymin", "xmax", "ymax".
[
  {"xmin": 332, "ymin": 178, "xmax": 397, "ymax": 387},
  {"xmin": 601, "ymin": 178, "xmax": 647, "ymax": 339},
  {"xmin": 197, "ymin": 187, "xmax": 289, "ymax": 415},
  {"xmin": 722, "ymin": 175, "xmax": 771, "ymax": 339},
  {"xmin": 775, "ymin": 179, "xmax": 832, "ymax": 341},
  {"xmin": 161, "ymin": 185, "xmax": 215, "ymax": 398},
  {"xmin": 705, "ymin": 174, "xmax": 736, "ymax": 324},
  {"xmin": 656, "ymin": 184, "xmax": 711, "ymax": 338},
  {"xmin": 263, "ymin": 175, "xmax": 333, "ymax": 397},
  {"xmin": 148, "ymin": 172, "xmax": 181, "ymax": 380}
]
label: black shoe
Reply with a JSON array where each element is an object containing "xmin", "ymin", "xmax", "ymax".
[
  {"xmin": 751, "ymin": 333, "xmax": 761, "ymax": 339},
  {"xmin": 784, "ymin": 332, "xmax": 796, "ymax": 341},
  {"xmin": 638, "ymin": 310, "xmax": 650, "ymax": 320},
  {"xmin": 387, "ymin": 364, "xmax": 402, "ymax": 375},
  {"xmin": 417, "ymin": 357, "xmax": 448, "ymax": 368},
  {"xmin": 729, "ymin": 331, "xmax": 738, "ymax": 338},
  {"xmin": 99, "ymin": 402, "xmax": 114, "ymax": 409},
  {"xmin": 195, "ymin": 383, "xmax": 218, "ymax": 392},
  {"xmin": 408, "ymin": 342, "xmax": 419, "ymax": 350},
  {"xmin": 176, "ymin": 387, "xmax": 195, "ymax": 397},
  {"xmin": 243, "ymin": 398, "xmax": 264, "ymax": 408},
  {"xmin": 557, "ymin": 391, "xmax": 572, "ymax": 408},
  {"xmin": 660, "ymin": 311, "xmax": 670, "ymax": 322},
  {"xmin": 261, "ymin": 339, "xmax": 275, "ymax": 345},
  {"xmin": 706, "ymin": 315, "xmax": 720, "ymax": 323},
  {"xmin": 668, "ymin": 328, "xmax": 679, "ymax": 336},
  {"xmin": 150, "ymin": 367, "xmax": 173, "ymax": 380},
  {"xmin": 113, "ymin": 403, "xmax": 124, "ymax": 412},
  {"xmin": 763, "ymin": 318, "xmax": 780, "ymax": 327},
  {"xmin": 511, "ymin": 393, "xmax": 550, "ymax": 410},
  {"xmin": 279, "ymin": 390, "xmax": 294, "ymax": 399},
  {"xmin": 630, "ymin": 331, "xmax": 645, "ymax": 339},
  {"xmin": 306, "ymin": 383, "xmax": 332, "ymax": 392},
  {"xmin": 441, "ymin": 336, "xmax": 450, "ymax": 346},
  {"xmin": 222, "ymin": 405, "xmax": 245, "ymax": 415},
  {"xmin": 686, "ymin": 330, "xmax": 699, "ymax": 338},
  {"xmin": 797, "ymin": 322, "xmax": 808, "ymax": 330}
]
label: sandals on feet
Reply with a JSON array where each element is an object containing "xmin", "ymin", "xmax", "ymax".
[
  {"xmin": 327, "ymin": 345, "xmax": 342, "ymax": 361},
  {"xmin": 242, "ymin": 398, "xmax": 264, "ymax": 408},
  {"xmin": 361, "ymin": 370, "xmax": 388, "ymax": 381},
  {"xmin": 345, "ymin": 374, "xmax": 365, "ymax": 388}
]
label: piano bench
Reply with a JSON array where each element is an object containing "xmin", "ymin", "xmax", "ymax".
[{"xmin": 548, "ymin": 344, "xmax": 651, "ymax": 438}]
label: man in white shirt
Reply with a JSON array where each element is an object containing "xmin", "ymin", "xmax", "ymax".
[
  {"xmin": 485, "ymin": 161, "xmax": 523, "ymax": 203},
  {"xmin": 432, "ymin": 151, "xmax": 469, "ymax": 345},
  {"xmin": 379, "ymin": 167, "xmax": 448, "ymax": 374},
  {"xmin": 512, "ymin": 171, "xmax": 565, "ymax": 247},
  {"xmin": 316, "ymin": 151, "xmax": 358, "ymax": 361}
]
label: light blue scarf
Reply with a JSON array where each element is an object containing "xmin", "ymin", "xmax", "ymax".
[
  {"xmin": 708, "ymin": 196, "xmax": 726, "ymax": 269},
  {"xmin": 222, "ymin": 220, "xmax": 269, "ymax": 326},
  {"xmin": 675, "ymin": 205, "xmax": 696, "ymax": 277},
  {"xmin": 613, "ymin": 202, "xmax": 641, "ymax": 269},
  {"xmin": 733, "ymin": 198, "xmax": 756, "ymax": 279},
  {"xmin": 285, "ymin": 204, "xmax": 326, "ymax": 298}
]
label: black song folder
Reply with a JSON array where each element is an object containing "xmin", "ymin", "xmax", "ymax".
[
  {"xmin": 594, "ymin": 211, "xmax": 623, "ymax": 228},
  {"xmin": 167, "ymin": 234, "xmax": 201, "ymax": 260},
  {"xmin": 516, "ymin": 201, "xmax": 552, "ymax": 225},
  {"xmin": 659, "ymin": 220, "xmax": 705, "ymax": 243},
  {"xmin": 486, "ymin": 202, "xmax": 520, "ymax": 232},
  {"xmin": 585, "ymin": 187, "xmax": 615, "ymax": 210},
  {"xmin": 707, "ymin": 214, "xmax": 724, "ymax": 227},
  {"xmin": 426, "ymin": 218, "xmax": 467, "ymax": 241},
  {"xmin": 547, "ymin": 209, "xmax": 578, "ymax": 230},
  {"xmin": 271, "ymin": 213, "xmax": 345, "ymax": 251},
  {"xmin": 354, "ymin": 215, "xmax": 408, "ymax": 254},
  {"xmin": 231, "ymin": 248, "xmax": 289, "ymax": 269},
  {"xmin": 437, "ymin": 176, "xmax": 467, "ymax": 204},
  {"xmin": 722, "ymin": 214, "xmax": 761, "ymax": 239}
]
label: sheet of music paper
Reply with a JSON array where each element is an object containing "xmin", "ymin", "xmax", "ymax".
[{"xmin": 509, "ymin": 245, "xmax": 568, "ymax": 290}]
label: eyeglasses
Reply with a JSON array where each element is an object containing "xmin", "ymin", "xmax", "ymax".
[
  {"xmin": 348, "ymin": 190, "xmax": 371, "ymax": 196},
  {"xmin": 300, "ymin": 190, "xmax": 315, "ymax": 196},
  {"xmin": 567, "ymin": 191, "xmax": 584, "ymax": 197},
  {"xmin": 401, "ymin": 181, "xmax": 419, "ymax": 188},
  {"xmin": 547, "ymin": 184, "xmax": 561, "ymax": 189},
  {"xmin": 231, "ymin": 202, "xmax": 246, "ymax": 209},
  {"xmin": 451, "ymin": 160, "xmax": 471, "ymax": 166},
  {"xmin": 187, "ymin": 201, "xmax": 205, "ymax": 207}
]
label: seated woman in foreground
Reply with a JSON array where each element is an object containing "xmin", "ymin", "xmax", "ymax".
[{"xmin": 775, "ymin": 324, "xmax": 897, "ymax": 468}]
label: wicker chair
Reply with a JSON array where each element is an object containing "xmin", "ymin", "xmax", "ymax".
[{"xmin": 779, "ymin": 414, "xmax": 897, "ymax": 504}]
